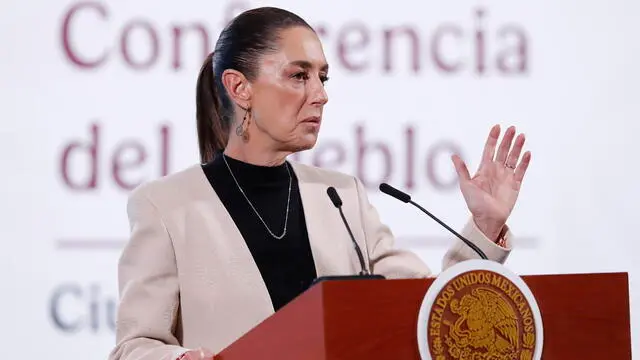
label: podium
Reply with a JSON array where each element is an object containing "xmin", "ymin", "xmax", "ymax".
[{"xmin": 214, "ymin": 272, "xmax": 632, "ymax": 360}]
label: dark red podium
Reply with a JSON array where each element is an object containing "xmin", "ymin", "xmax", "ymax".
[{"xmin": 214, "ymin": 272, "xmax": 632, "ymax": 360}]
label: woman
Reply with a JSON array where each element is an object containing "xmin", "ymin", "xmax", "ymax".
[{"xmin": 108, "ymin": 6, "xmax": 531, "ymax": 360}]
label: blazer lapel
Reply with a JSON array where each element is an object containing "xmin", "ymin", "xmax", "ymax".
[
  {"xmin": 191, "ymin": 166, "xmax": 275, "ymax": 314},
  {"xmin": 290, "ymin": 162, "xmax": 361, "ymax": 277}
]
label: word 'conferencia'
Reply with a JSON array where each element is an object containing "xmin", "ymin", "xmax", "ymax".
[{"xmin": 60, "ymin": 1, "xmax": 530, "ymax": 75}]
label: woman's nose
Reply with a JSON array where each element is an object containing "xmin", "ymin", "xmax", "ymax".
[{"xmin": 310, "ymin": 79, "xmax": 328, "ymax": 106}]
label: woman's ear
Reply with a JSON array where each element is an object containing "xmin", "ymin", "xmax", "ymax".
[{"xmin": 221, "ymin": 69, "xmax": 252, "ymax": 109}]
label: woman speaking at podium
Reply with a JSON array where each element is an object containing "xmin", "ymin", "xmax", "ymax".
[{"xmin": 108, "ymin": 6, "xmax": 531, "ymax": 360}]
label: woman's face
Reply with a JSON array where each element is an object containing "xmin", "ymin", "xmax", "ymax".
[{"xmin": 247, "ymin": 26, "xmax": 329, "ymax": 153}]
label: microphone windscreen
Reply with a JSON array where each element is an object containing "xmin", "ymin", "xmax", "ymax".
[
  {"xmin": 379, "ymin": 183, "xmax": 411, "ymax": 203},
  {"xmin": 326, "ymin": 187, "xmax": 343, "ymax": 207}
]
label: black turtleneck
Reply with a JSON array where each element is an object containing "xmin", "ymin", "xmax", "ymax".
[{"xmin": 201, "ymin": 152, "xmax": 317, "ymax": 311}]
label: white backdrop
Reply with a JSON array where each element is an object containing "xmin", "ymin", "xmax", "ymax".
[{"xmin": 1, "ymin": 0, "xmax": 639, "ymax": 357}]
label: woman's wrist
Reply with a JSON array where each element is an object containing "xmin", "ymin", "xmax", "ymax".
[{"xmin": 473, "ymin": 217, "xmax": 505, "ymax": 243}]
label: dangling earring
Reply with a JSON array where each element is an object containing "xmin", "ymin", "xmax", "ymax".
[
  {"xmin": 235, "ymin": 107, "xmax": 251, "ymax": 142},
  {"xmin": 242, "ymin": 119, "xmax": 251, "ymax": 142}
]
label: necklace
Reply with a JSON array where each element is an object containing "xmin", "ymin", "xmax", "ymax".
[{"xmin": 222, "ymin": 154, "xmax": 292, "ymax": 239}]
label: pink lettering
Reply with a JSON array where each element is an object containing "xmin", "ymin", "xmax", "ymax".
[
  {"xmin": 60, "ymin": 123, "xmax": 100, "ymax": 190},
  {"xmin": 59, "ymin": 122, "xmax": 172, "ymax": 192},
  {"xmin": 356, "ymin": 125, "xmax": 393, "ymax": 189},
  {"xmin": 112, "ymin": 141, "xmax": 147, "ymax": 190},
  {"xmin": 337, "ymin": 23, "xmax": 370, "ymax": 72},
  {"xmin": 120, "ymin": 20, "xmax": 159, "ymax": 70},
  {"xmin": 61, "ymin": 2, "xmax": 108, "ymax": 68},
  {"xmin": 58, "ymin": 4, "xmax": 529, "ymax": 76}
]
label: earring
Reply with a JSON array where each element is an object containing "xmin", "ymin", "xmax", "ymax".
[
  {"xmin": 235, "ymin": 107, "xmax": 251, "ymax": 142},
  {"xmin": 242, "ymin": 111, "xmax": 251, "ymax": 142},
  {"xmin": 235, "ymin": 111, "xmax": 246, "ymax": 137}
]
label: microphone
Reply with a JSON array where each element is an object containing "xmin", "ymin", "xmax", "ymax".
[
  {"xmin": 326, "ymin": 186, "xmax": 369, "ymax": 275},
  {"xmin": 378, "ymin": 183, "xmax": 488, "ymax": 260},
  {"xmin": 311, "ymin": 187, "xmax": 385, "ymax": 285}
]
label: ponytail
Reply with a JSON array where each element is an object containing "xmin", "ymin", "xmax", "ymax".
[{"xmin": 196, "ymin": 52, "xmax": 228, "ymax": 164}]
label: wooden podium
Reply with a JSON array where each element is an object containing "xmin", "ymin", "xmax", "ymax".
[{"xmin": 214, "ymin": 272, "xmax": 632, "ymax": 360}]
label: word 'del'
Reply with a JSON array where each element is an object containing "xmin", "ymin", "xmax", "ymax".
[{"xmin": 59, "ymin": 122, "xmax": 171, "ymax": 191}]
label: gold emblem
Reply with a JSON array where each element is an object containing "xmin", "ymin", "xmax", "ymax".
[{"xmin": 426, "ymin": 270, "xmax": 537, "ymax": 360}]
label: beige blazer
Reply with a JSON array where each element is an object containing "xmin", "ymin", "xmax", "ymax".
[{"xmin": 108, "ymin": 161, "xmax": 512, "ymax": 360}]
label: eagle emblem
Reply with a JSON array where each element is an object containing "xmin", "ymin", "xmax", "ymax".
[
  {"xmin": 424, "ymin": 270, "xmax": 538, "ymax": 360},
  {"xmin": 446, "ymin": 287, "xmax": 519, "ymax": 359}
]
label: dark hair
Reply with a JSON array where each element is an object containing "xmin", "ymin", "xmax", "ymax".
[{"xmin": 196, "ymin": 7, "xmax": 314, "ymax": 163}]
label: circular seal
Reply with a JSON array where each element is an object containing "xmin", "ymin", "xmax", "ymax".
[{"xmin": 417, "ymin": 260, "xmax": 543, "ymax": 360}]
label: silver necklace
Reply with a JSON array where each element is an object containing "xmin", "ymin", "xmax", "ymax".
[{"xmin": 222, "ymin": 154, "xmax": 292, "ymax": 239}]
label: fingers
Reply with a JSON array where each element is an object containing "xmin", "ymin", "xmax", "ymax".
[
  {"xmin": 481, "ymin": 124, "xmax": 526, "ymax": 169},
  {"xmin": 505, "ymin": 133, "xmax": 526, "ymax": 168},
  {"xmin": 513, "ymin": 151, "xmax": 531, "ymax": 187},
  {"xmin": 481, "ymin": 124, "xmax": 501, "ymax": 165},
  {"xmin": 452, "ymin": 154, "xmax": 471, "ymax": 182},
  {"xmin": 495, "ymin": 126, "xmax": 516, "ymax": 164}
]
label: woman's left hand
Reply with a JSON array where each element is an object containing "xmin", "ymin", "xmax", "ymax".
[{"xmin": 451, "ymin": 125, "xmax": 531, "ymax": 241}]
